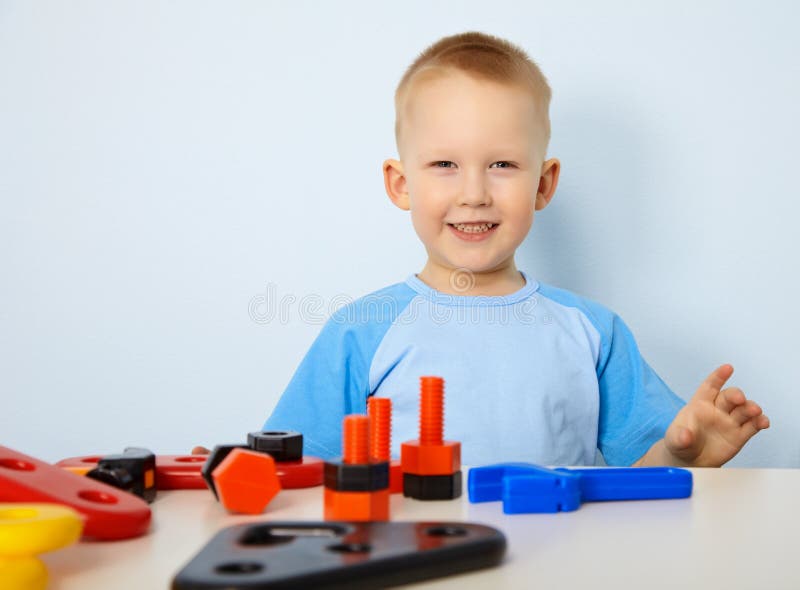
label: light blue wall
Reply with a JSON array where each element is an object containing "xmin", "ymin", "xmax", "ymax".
[{"xmin": 1, "ymin": 0, "xmax": 797, "ymax": 466}]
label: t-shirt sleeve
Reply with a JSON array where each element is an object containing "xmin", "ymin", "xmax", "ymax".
[
  {"xmin": 596, "ymin": 313, "xmax": 686, "ymax": 466},
  {"xmin": 262, "ymin": 309, "xmax": 372, "ymax": 459},
  {"xmin": 261, "ymin": 284, "xmax": 416, "ymax": 459}
]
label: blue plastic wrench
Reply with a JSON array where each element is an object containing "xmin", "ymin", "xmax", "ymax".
[{"xmin": 467, "ymin": 463, "xmax": 692, "ymax": 513}]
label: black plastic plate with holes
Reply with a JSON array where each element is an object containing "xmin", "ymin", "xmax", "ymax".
[{"xmin": 171, "ymin": 520, "xmax": 507, "ymax": 589}]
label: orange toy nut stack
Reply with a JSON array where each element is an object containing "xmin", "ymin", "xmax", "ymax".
[
  {"xmin": 401, "ymin": 376, "xmax": 462, "ymax": 500},
  {"xmin": 324, "ymin": 415, "xmax": 390, "ymax": 521},
  {"xmin": 212, "ymin": 449, "xmax": 281, "ymax": 514},
  {"xmin": 368, "ymin": 396, "xmax": 402, "ymax": 494}
]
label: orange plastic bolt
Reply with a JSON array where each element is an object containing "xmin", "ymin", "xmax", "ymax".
[
  {"xmin": 368, "ymin": 397, "xmax": 391, "ymax": 462},
  {"xmin": 325, "ymin": 414, "xmax": 389, "ymax": 521},
  {"xmin": 401, "ymin": 376, "xmax": 461, "ymax": 478},
  {"xmin": 368, "ymin": 397, "xmax": 402, "ymax": 494},
  {"xmin": 323, "ymin": 488, "xmax": 389, "ymax": 521},
  {"xmin": 343, "ymin": 415, "xmax": 369, "ymax": 465},
  {"xmin": 419, "ymin": 376, "xmax": 444, "ymax": 446}
]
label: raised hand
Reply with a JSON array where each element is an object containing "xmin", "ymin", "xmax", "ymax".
[{"xmin": 663, "ymin": 364, "xmax": 769, "ymax": 466}]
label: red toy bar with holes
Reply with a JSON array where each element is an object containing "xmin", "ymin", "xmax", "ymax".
[
  {"xmin": 56, "ymin": 454, "xmax": 209, "ymax": 490},
  {"xmin": 201, "ymin": 432, "xmax": 325, "ymax": 497},
  {"xmin": 0, "ymin": 446, "xmax": 151, "ymax": 540}
]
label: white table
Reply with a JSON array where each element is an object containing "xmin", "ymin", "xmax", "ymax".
[{"xmin": 41, "ymin": 468, "xmax": 800, "ymax": 589}]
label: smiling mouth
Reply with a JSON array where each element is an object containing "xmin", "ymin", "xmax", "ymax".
[{"xmin": 448, "ymin": 222, "xmax": 497, "ymax": 234}]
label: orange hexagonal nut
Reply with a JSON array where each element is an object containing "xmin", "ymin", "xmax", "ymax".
[
  {"xmin": 212, "ymin": 449, "xmax": 281, "ymax": 514},
  {"xmin": 324, "ymin": 488, "xmax": 389, "ymax": 521},
  {"xmin": 401, "ymin": 440, "xmax": 461, "ymax": 476}
]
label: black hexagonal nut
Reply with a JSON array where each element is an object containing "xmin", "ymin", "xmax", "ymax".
[
  {"xmin": 201, "ymin": 444, "xmax": 248, "ymax": 500},
  {"xmin": 247, "ymin": 431, "xmax": 303, "ymax": 462},
  {"xmin": 403, "ymin": 471, "xmax": 462, "ymax": 500},
  {"xmin": 324, "ymin": 460, "xmax": 389, "ymax": 492},
  {"xmin": 86, "ymin": 466, "xmax": 135, "ymax": 495},
  {"xmin": 86, "ymin": 447, "xmax": 157, "ymax": 503}
]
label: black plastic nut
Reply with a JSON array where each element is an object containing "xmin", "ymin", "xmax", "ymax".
[
  {"xmin": 86, "ymin": 466, "xmax": 135, "ymax": 493},
  {"xmin": 201, "ymin": 444, "xmax": 248, "ymax": 500},
  {"xmin": 247, "ymin": 431, "xmax": 303, "ymax": 462},
  {"xmin": 403, "ymin": 471, "xmax": 462, "ymax": 500},
  {"xmin": 324, "ymin": 460, "xmax": 389, "ymax": 492},
  {"xmin": 86, "ymin": 447, "xmax": 157, "ymax": 503}
]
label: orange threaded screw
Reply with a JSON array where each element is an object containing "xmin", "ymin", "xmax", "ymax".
[
  {"xmin": 368, "ymin": 397, "xmax": 392, "ymax": 461},
  {"xmin": 342, "ymin": 415, "xmax": 369, "ymax": 464},
  {"xmin": 419, "ymin": 376, "xmax": 444, "ymax": 446}
]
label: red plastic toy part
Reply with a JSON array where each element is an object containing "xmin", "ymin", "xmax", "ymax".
[
  {"xmin": 401, "ymin": 377, "xmax": 462, "ymax": 500},
  {"xmin": 324, "ymin": 415, "xmax": 390, "ymax": 522},
  {"xmin": 56, "ymin": 454, "xmax": 209, "ymax": 490},
  {"xmin": 58, "ymin": 453, "xmax": 323, "ymax": 490},
  {"xmin": 0, "ymin": 446, "xmax": 151, "ymax": 540},
  {"xmin": 368, "ymin": 397, "xmax": 403, "ymax": 495},
  {"xmin": 154, "ymin": 455, "xmax": 208, "ymax": 490},
  {"xmin": 212, "ymin": 449, "xmax": 282, "ymax": 514},
  {"xmin": 275, "ymin": 456, "xmax": 324, "ymax": 488}
]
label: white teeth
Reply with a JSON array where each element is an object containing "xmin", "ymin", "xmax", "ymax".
[{"xmin": 453, "ymin": 222, "xmax": 494, "ymax": 233}]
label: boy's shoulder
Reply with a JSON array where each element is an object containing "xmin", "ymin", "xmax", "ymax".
[
  {"xmin": 536, "ymin": 281, "xmax": 619, "ymax": 332},
  {"xmin": 321, "ymin": 275, "xmax": 627, "ymax": 342},
  {"xmin": 327, "ymin": 279, "xmax": 417, "ymax": 329}
]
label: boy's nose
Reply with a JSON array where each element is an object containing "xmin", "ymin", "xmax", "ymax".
[{"xmin": 457, "ymin": 171, "xmax": 492, "ymax": 207}]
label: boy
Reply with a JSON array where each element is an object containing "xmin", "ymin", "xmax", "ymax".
[{"xmin": 257, "ymin": 32, "xmax": 769, "ymax": 467}]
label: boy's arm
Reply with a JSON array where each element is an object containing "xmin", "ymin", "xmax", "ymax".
[
  {"xmin": 593, "ymin": 313, "xmax": 687, "ymax": 466},
  {"xmin": 261, "ymin": 312, "xmax": 370, "ymax": 459},
  {"xmin": 633, "ymin": 364, "xmax": 769, "ymax": 467},
  {"xmin": 188, "ymin": 312, "xmax": 363, "ymax": 459},
  {"xmin": 260, "ymin": 284, "xmax": 416, "ymax": 459}
]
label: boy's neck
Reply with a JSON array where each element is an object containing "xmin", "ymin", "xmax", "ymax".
[{"xmin": 416, "ymin": 261, "xmax": 526, "ymax": 296}]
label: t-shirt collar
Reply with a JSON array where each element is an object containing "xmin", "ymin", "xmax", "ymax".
[{"xmin": 405, "ymin": 270, "xmax": 539, "ymax": 306}]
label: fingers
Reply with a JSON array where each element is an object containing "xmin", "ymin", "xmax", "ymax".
[
  {"xmin": 715, "ymin": 387, "xmax": 746, "ymax": 413},
  {"xmin": 191, "ymin": 446, "xmax": 211, "ymax": 455},
  {"xmin": 664, "ymin": 423, "xmax": 700, "ymax": 462},
  {"xmin": 739, "ymin": 413, "xmax": 770, "ymax": 441},
  {"xmin": 670, "ymin": 425, "xmax": 694, "ymax": 450},
  {"xmin": 730, "ymin": 400, "xmax": 763, "ymax": 426},
  {"xmin": 694, "ymin": 364, "xmax": 735, "ymax": 402}
]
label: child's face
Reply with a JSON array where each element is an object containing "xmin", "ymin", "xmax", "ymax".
[{"xmin": 385, "ymin": 70, "xmax": 557, "ymax": 277}]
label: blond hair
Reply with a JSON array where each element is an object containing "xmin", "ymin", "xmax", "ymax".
[{"xmin": 394, "ymin": 31, "xmax": 552, "ymax": 151}]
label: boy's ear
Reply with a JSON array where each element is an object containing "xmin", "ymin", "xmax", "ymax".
[
  {"xmin": 383, "ymin": 158, "xmax": 410, "ymax": 211},
  {"xmin": 535, "ymin": 158, "xmax": 560, "ymax": 211}
]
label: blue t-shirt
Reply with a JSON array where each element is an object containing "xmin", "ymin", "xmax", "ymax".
[{"xmin": 264, "ymin": 272, "xmax": 685, "ymax": 466}]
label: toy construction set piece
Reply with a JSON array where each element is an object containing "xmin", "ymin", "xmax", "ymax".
[
  {"xmin": 202, "ymin": 431, "xmax": 323, "ymax": 500},
  {"xmin": 85, "ymin": 447, "xmax": 157, "ymax": 503},
  {"xmin": 401, "ymin": 376, "xmax": 462, "ymax": 500},
  {"xmin": 248, "ymin": 431, "xmax": 324, "ymax": 488},
  {"xmin": 324, "ymin": 415, "xmax": 390, "ymax": 521},
  {"xmin": 0, "ymin": 446, "xmax": 151, "ymax": 540},
  {"xmin": 171, "ymin": 520, "xmax": 506, "ymax": 590},
  {"xmin": 201, "ymin": 444, "xmax": 248, "ymax": 500},
  {"xmin": 0, "ymin": 503, "xmax": 83, "ymax": 590},
  {"xmin": 57, "ymin": 453, "xmax": 210, "ymax": 490},
  {"xmin": 468, "ymin": 463, "xmax": 693, "ymax": 513},
  {"xmin": 153, "ymin": 454, "xmax": 210, "ymax": 489},
  {"xmin": 367, "ymin": 396, "xmax": 403, "ymax": 494},
  {"xmin": 212, "ymin": 449, "xmax": 281, "ymax": 515}
]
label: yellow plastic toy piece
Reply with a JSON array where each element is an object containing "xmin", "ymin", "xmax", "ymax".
[{"xmin": 0, "ymin": 503, "xmax": 84, "ymax": 590}]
